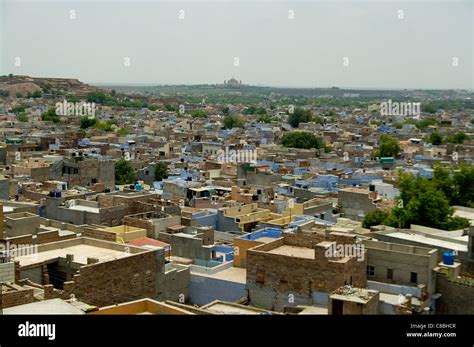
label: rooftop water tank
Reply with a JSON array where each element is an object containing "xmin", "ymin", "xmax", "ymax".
[{"xmin": 443, "ymin": 251, "xmax": 455, "ymax": 266}]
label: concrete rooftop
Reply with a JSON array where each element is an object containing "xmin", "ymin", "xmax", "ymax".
[
  {"xmin": 16, "ymin": 244, "xmax": 133, "ymax": 267},
  {"xmin": 267, "ymin": 245, "xmax": 315, "ymax": 259}
]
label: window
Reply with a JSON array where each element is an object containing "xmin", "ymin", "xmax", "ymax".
[
  {"xmin": 387, "ymin": 268, "xmax": 393, "ymax": 280},
  {"xmin": 410, "ymin": 272, "xmax": 418, "ymax": 284},
  {"xmin": 366, "ymin": 265, "xmax": 375, "ymax": 277}
]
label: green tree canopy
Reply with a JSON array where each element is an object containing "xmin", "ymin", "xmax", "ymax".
[
  {"xmin": 41, "ymin": 108, "xmax": 61, "ymax": 123},
  {"xmin": 385, "ymin": 171, "xmax": 470, "ymax": 230},
  {"xmin": 80, "ymin": 116, "xmax": 97, "ymax": 129},
  {"xmin": 116, "ymin": 128, "xmax": 129, "ymax": 137},
  {"xmin": 287, "ymin": 108, "xmax": 312, "ymax": 128},
  {"xmin": 281, "ymin": 132, "xmax": 325, "ymax": 150},
  {"xmin": 223, "ymin": 115, "xmax": 245, "ymax": 129},
  {"xmin": 11, "ymin": 104, "xmax": 27, "ymax": 114},
  {"xmin": 376, "ymin": 135, "xmax": 400, "ymax": 158},
  {"xmin": 154, "ymin": 162, "xmax": 169, "ymax": 182},
  {"xmin": 115, "ymin": 159, "xmax": 135, "ymax": 185},
  {"xmin": 191, "ymin": 109, "xmax": 208, "ymax": 118},
  {"xmin": 429, "ymin": 132, "xmax": 443, "ymax": 145},
  {"xmin": 256, "ymin": 114, "xmax": 272, "ymax": 123},
  {"xmin": 362, "ymin": 210, "xmax": 390, "ymax": 229},
  {"xmin": 445, "ymin": 132, "xmax": 469, "ymax": 144},
  {"xmin": 433, "ymin": 163, "xmax": 474, "ymax": 208},
  {"xmin": 17, "ymin": 112, "xmax": 28, "ymax": 122}
]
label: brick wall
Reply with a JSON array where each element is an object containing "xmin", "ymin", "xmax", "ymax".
[
  {"xmin": 2, "ymin": 235, "xmax": 34, "ymax": 245},
  {"xmin": 99, "ymin": 205, "xmax": 130, "ymax": 226},
  {"xmin": 0, "ymin": 285, "xmax": 35, "ymax": 309},
  {"xmin": 82, "ymin": 227, "xmax": 117, "ymax": 242},
  {"xmin": 123, "ymin": 216, "xmax": 155, "ymax": 238},
  {"xmin": 37, "ymin": 230, "xmax": 61, "ymax": 244}
]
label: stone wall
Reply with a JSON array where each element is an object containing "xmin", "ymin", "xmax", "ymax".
[
  {"xmin": 435, "ymin": 272, "xmax": 474, "ymax": 314},
  {"xmin": 67, "ymin": 249, "xmax": 165, "ymax": 307},
  {"xmin": 0, "ymin": 284, "xmax": 35, "ymax": 309},
  {"xmin": 123, "ymin": 215, "xmax": 155, "ymax": 238},
  {"xmin": 246, "ymin": 233, "xmax": 367, "ymax": 311},
  {"xmin": 0, "ymin": 261, "xmax": 15, "ymax": 283},
  {"xmin": 82, "ymin": 227, "xmax": 117, "ymax": 242}
]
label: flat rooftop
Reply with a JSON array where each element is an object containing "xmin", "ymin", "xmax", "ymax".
[
  {"xmin": 15, "ymin": 238, "xmax": 143, "ymax": 268},
  {"xmin": 194, "ymin": 266, "xmax": 246, "ymax": 284},
  {"xmin": 69, "ymin": 205, "xmax": 100, "ymax": 213},
  {"xmin": 202, "ymin": 301, "xmax": 275, "ymax": 315},
  {"xmin": 3, "ymin": 298, "xmax": 85, "ymax": 315},
  {"xmin": 296, "ymin": 305, "xmax": 328, "ymax": 315},
  {"xmin": 386, "ymin": 232, "xmax": 467, "ymax": 252},
  {"xmin": 267, "ymin": 245, "xmax": 315, "ymax": 259},
  {"xmin": 254, "ymin": 236, "xmax": 277, "ymax": 244},
  {"xmin": 16, "ymin": 244, "xmax": 132, "ymax": 267}
]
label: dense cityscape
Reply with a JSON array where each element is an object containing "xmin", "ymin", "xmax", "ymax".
[
  {"xmin": 0, "ymin": 0, "xmax": 473, "ymax": 344},
  {"xmin": 0, "ymin": 74, "xmax": 472, "ymax": 317}
]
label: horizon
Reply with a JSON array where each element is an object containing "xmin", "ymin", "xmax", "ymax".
[
  {"xmin": 4, "ymin": 74, "xmax": 474, "ymax": 92},
  {"xmin": 1, "ymin": 0, "xmax": 472, "ymax": 90}
]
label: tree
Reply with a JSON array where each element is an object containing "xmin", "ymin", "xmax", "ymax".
[
  {"xmin": 165, "ymin": 104, "xmax": 177, "ymax": 112},
  {"xmin": 93, "ymin": 120, "xmax": 115, "ymax": 132},
  {"xmin": 407, "ymin": 189, "xmax": 452, "ymax": 229},
  {"xmin": 154, "ymin": 162, "xmax": 169, "ymax": 182},
  {"xmin": 80, "ymin": 116, "xmax": 97, "ymax": 129},
  {"xmin": 287, "ymin": 108, "xmax": 312, "ymax": 128},
  {"xmin": 29, "ymin": 90, "xmax": 41, "ymax": 98},
  {"xmin": 116, "ymin": 128, "xmax": 129, "ymax": 137},
  {"xmin": 416, "ymin": 118, "xmax": 437, "ymax": 130},
  {"xmin": 86, "ymin": 91, "xmax": 108, "ymax": 104},
  {"xmin": 244, "ymin": 106, "xmax": 256, "ymax": 115},
  {"xmin": 17, "ymin": 112, "xmax": 28, "ymax": 122},
  {"xmin": 256, "ymin": 114, "xmax": 272, "ymax": 123},
  {"xmin": 281, "ymin": 132, "xmax": 325, "ymax": 150},
  {"xmin": 434, "ymin": 163, "xmax": 474, "ymax": 208},
  {"xmin": 362, "ymin": 210, "xmax": 390, "ymax": 229},
  {"xmin": 222, "ymin": 106, "xmax": 230, "ymax": 115},
  {"xmin": 376, "ymin": 135, "xmax": 400, "ymax": 157},
  {"xmin": 191, "ymin": 109, "xmax": 208, "ymax": 118},
  {"xmin": 223, "ymin": 115, "xmax": 245, "ymax": 129},
  {"xmin": 421, "ymin": 103, "xmax": 437, "ymax": 114},
  {"xmin": 389, "ymin": 171, "xmax": 470, "ymax": 230},
  {"xmin": 452, "ymin": 163, "xmax": 474, "ymax": 208},
  {"xmin": 115, "ymin": 159, "xmax": 135, "ymax": 185},
  {"xmin": 429, "ymin": 132, "xmax": 443, "ymax": 145},
  {"xmin": 445, "ymin": 132, "xmax": 469, "ymax": 144},
  {"xmin": 11, "ymin": 104, "xmax": 27, "ymax": 114},
  {"xmin": 41, "ymin": 108, "xmax": 61, "ymax": 123}
]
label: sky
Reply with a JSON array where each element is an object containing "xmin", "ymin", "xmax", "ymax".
[{"xmin": 0, "ymin": 0, "xmax": 473, "ymax": 89}]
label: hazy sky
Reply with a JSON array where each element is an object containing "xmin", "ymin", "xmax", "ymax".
[{"xmin": 0, "ymin": 0, "xmax": 473, "ymax": 89}]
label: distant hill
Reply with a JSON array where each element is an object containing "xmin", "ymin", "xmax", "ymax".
[{"xmin": 0, "ymin": 75, "xmax": 99, "ymax": 97}]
